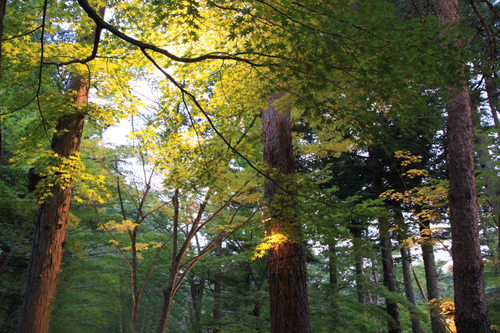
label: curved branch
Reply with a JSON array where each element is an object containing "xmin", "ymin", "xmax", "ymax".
[
  {"xmin": 44, "ymin": 27, "xmax": 104, "ymax": 66},
  {"xmin": 76, "ymin": 0, "xmax": 272, "ymax": 67},
  {"xmin": 3, "ymin": 25, "xmax": 42, "ymax": 41}
]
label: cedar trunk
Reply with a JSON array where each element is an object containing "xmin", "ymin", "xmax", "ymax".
[
  {"xmin": 420, "ymin": 219, "xmax": 446, "ymax": 333},
  {"xmin": 439, "ymin": 0, "xmax": 491, "ymax": 332},
  {"xmin": 262, "ymin": 92, "xmax": 310, "ymax": 333},
  {"xmin": 17, "ymin": 7, "xmax": 104, "ymax": 330},
  {"xmin": 16, "ymin": 77, "xmax": 89, "ymax": 333}
]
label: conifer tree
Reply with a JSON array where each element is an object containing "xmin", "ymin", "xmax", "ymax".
[{"xmin": 439, "ymin": 0, "xmax": 492, "ymax": 331}]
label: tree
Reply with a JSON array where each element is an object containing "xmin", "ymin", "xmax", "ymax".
[
  {"xmin": 16, "ymin": 4, "xmax": 106, "ymax": 332},
  {"xmin": 439, "ymin": 0, "xmax": 492, "ymax": 331},
  {"xmin": 262, "ymin": 92, "xmax": 310, "ymax": 333}
]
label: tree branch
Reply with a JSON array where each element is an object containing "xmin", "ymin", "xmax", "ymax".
[{"xmin": 76, "ymin": 0, "xmax": 271, "ymax": 67}]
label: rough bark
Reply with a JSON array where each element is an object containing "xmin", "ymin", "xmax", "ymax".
[
  {"xmin": 17, "ymin": 7, "xmax": 105, "ymax": 332},
  {"xmin": 379, "ymin": 218, "xmax": 401, "ymax": 333},
  {"xmin": 268, "ymin": 242, "xmax": 310, "ymax": 333},
  {"xmin": 419, "ymin": 218, "xmax": 446, "ymax": 333},
  {"xmin": 17, "ymin": 80, "xmax": 88, "ymax": 333},
  {"xmin": 262, "ymin": 92, "xmax": 310, "ymax": 333},
  {"xmin": 439, "ymin": 1, "xmax": 492, "ymax": 332},
  {"xmin": 446, "ymin": 85, "xmax": 492, "ymax": 333}
]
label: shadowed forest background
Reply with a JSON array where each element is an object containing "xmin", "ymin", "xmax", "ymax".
[{"xmin": 1, "ymin": 0, "xmax": 500, "ymax": 332}]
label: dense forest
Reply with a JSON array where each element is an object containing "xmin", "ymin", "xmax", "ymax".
[{"xmin": 0, "ymin": 0, "xmax": 499, "ymax": 332}]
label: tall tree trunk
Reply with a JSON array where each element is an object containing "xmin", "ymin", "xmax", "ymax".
[
  {"xmin": 370, "ymin": 147, "xmax": 400, "ymax": 333},
  {"xmin": 379, "ymin": 217, "xmax": 401, "ymax": 333},
  {"xmin": 262, "ymin": 92, "xmax": 310, "ymax": 333},
  {"xmin": 439, "ymin": 1, "xmax": 491, "ymax": 332},
  {"xmin": 400, "ymin": 246, "xmax": 423, "ymax": 333},
  {"xmin": 419, "ymin": 218, "xmax": 446, "ymax": 333},
  {"xmin": 16, "ymin": 80, "xmax": 88, "ymax": 333},
  {"xmin": 16, "ymin": 7, "xmax": 105, "ymax": 332},
  {"xmin": 396, "ymin": 209, "xmax": 423, "ymax": 333}
]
